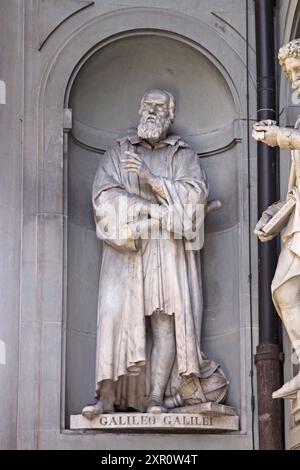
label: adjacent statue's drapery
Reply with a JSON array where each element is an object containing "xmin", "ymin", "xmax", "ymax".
[
  {"xmin": 269, "ymin": 121, "xmax": 300, "ymax": 314},
  {"xmin": 252, "ymin": 41, "xmax": 300, "ymax": 397},
  {"xmin": 92, "ymin": 133, "xmax": 217, "ymax": 410}
]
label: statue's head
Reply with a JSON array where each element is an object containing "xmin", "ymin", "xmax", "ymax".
[
  {"xmin": 279, "ymin": 39, "xmax": 300, "ymax": 94},
  {"xmin": 137, "ymin": 89, "xmax": 175, "ymax": 144}
]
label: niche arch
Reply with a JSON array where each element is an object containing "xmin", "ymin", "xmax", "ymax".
[
  {"xmin": 66, "ymin": 31, "xmax": 243, "ymax": 420},
  {"xmin": 18, "ymin": 6, "xmax": 256, "ymax": 448}
]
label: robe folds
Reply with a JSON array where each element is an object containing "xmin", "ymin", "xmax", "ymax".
[
  {"xmin": 272, "ymin": 148, "xmax": 300, "ymax": 315},
  {"xmin": 92, "ymin": 133, "xmax": 217, "ymax": 410}
]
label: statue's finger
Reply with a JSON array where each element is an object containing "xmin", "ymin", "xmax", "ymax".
[
  {"xmin": 124, "ymin": 151, "xmax": 141, "ymax": 160},
  {"xmin": 258, "ymin": 235, "xmax": 273, "ymax": 242},
  {"xmin": 121, "ymin": 158, "xmax": 140, "ymax": 164},
  {"xmin": 258, "ymin": 120, "xmax": 275, "ymax": 126},
  {"xmin": 124, "ymin": 150, "xmax": 138, "ymax": 157},
  {"xmin": 206, "ymin": 200, "xmax": 222, "ymax": 213},
  {"xmin": 252, "ymin": 131, "xmax": 265, "ymax": 142},
  {"xmin": 122, "ymin": 164, "xmax": 141, "ymax": 170},
  {"xmin": 252, "ymin": 130, "xmax": 260, "ymax": 139},
  {"xmin": 122, "ymin": 162, "xmax": 140, "ymax": 168},
  {"xmin": 123, "ymin": 167, "xmax": 139, "ymax": 173},
  {"xmin": 128, "ymin": 169, "xmax": 142, "ymax": 176},
  {"xmin": 253, "ymin": 125, "xmax": 268, "ymax": 131}
]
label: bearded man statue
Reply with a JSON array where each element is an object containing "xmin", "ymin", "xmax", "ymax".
[{"xmin": 82, "ymin": 89, "xmax": 225, "ymax": 418}]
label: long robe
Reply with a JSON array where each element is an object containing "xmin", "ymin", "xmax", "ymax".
[
  {"xmin": 92, "ymin": 133, "xmax": 216, "ymax": 410},
  {"xmin": 272, "ymin": 120, "xmax": 300, "ymax": 315}
]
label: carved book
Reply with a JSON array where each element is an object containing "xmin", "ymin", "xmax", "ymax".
[{"xmin": 261, "ymin": 197, "xmax": 296, "ymax": 236}]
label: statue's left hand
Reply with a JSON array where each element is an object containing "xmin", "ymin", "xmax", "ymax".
[
  {"xmin": 252, "ymin": 120, "xmax": 279, "ymax": 147},
  {"xmin": 122, "ymin": 151, "xmax": 154, "ymax": 181},
  {"xmin": 253, "ymin": 211, "xmax": 276, "ymax": 242}
]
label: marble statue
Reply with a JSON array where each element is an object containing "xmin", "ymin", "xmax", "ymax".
[
  {"xmin": 82, "ymin": 89, "xmax": 228, "ymax": 419},
  {"xmin": 253, "ymin": 39, "xmax": 300, "ymax": 400}
]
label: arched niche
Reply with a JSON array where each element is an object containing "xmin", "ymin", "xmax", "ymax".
[
  {"xmin": 66, "ymin": 33, "xmax": 242, "ymax": 421},
  {"xmin": 18, "ymin": 5, "xmax": 258, "ymax": 449}
]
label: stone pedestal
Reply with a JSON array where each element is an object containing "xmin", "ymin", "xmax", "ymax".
[
  {"xmin": 290, "ymin": 392, "xmax": 300, "ymax": 449},
  {"xmin": 70, "ymin": 403, "xmax": 239, "ymax": 432},
  {"xmin": 291, "ymin": 391, "xmax": 300, "ymax": 425}
]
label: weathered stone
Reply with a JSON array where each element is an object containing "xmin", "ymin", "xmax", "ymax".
[
  {"xmin": 291, "ymin": 391, "xmax": 300, "ymax": 424},
  {"xmin": 253, "ymin": 42, "xmax": 300, "ymax": 401},
  {"xmin": 171, "ymin": 402, "xmax": 237, "ymax": 417},
  {"xmin": 70, "ymin": 412, "xmax": 239, "ymax": 431},
  {"xmin": 1, "ymin": 0, "xmax": 262, "ymax": 451},
  {"xmin": 82, "ymin": 89, "xmax": 228, "ymax": 420}
]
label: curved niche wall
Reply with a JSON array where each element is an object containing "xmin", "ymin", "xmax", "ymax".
[{"xmin": 66, "ymin": 34, "xmax": 242, "ymax": 422}]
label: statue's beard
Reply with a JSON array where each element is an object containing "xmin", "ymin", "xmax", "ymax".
[{"xmin": 137, "ymin": 115, "xmax": 170, "ymax": 143}]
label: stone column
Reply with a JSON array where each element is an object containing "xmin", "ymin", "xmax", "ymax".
[{"xmin": 0, "ymin": 0, "xmax": 24, "ymax": 450}]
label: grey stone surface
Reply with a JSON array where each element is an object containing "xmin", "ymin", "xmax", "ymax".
[
  {"xmin": 68, "ymin": 137, "xmax": 100, "ymax": 229},
  {"xmin": 67, "ymin": 223, "xmax": 101, "ymax": 334},
  {"xmin": 70, "ymin": 35, "xmax": 237, "ymax": 153},
  {"xmin": 66, "ymin": 329, "xmax": 97, "ymax": 419},
  {"xmin": 37, "ymin": 0, "xmax": 95, "ymax": 50},
  {"xmin": 17, "ymin": 320, "xmax": 40, "ymax": 449},
  {"xmin": 0, "ymin": 0, "xmax": 261, "ymax": 450},
  {"xmin": 290, "ymin": 424, "xmax": 300, "ymax": 450},
  {"xmin": 201, "ymin": 151, "xmax": 240, "ymax": 233},
  {"xmin": 202, "ymin": 228, "xmax": 239, "ymax": 320},
  {"xmin": 37, "ymin": 429, "xmax": 251, "ymax": 450},
  {"xmin": 291, "ymin": 392, "xmax": 300, "ymax": 423},
  {"xmin": 70, "ymin": 411, "xmax": 239, "ymax": 431},
  {"xmin": 0, "ymin": 0, "xmax": 23, "ymax": 450},
  {"xmin": 171, "ymin": 402, "xmax": 237, "ymax": 416}
]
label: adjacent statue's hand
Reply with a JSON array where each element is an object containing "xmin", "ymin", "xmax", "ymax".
[
  {"xmin": 254, "ymin": 212, "xmax": 275, "ymax": 242},
  {"xmin": 122, "ymin": 151, "xmax": 154, "ymax": 181},
  {"xmin": 252, "ymin": 120, "xmax": 279, "ymax": 147}
]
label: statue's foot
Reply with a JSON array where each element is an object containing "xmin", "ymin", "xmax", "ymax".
[
  {"xmin": 82, "ymin": 398, "xmax": 114, "ymax": 420},
  {"xmin": 146, "ymin": 399, "xmax": 167, "ymax": 414},
  {"xmin": 272, "ymin": 373, "xmax": 300, "ymax": 400}
]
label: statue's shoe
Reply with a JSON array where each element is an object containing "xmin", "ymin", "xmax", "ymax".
[
  {"xmin": 146, "ymin": 400, "xmax": 167, "ymax": 414},
  {"xmin": 82, "ymin": 399, "xmax": 114, "ymax": 420},
  {"xmin": 272, "ymin": 374, "xmax": 300, "ymax": 400}
]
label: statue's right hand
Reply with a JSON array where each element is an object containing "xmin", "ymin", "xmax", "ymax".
[{"xmin": 252, "ymin": 120, "xmax": 279, "ymax": 147}]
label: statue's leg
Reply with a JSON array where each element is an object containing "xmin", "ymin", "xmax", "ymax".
[
  {"xmin": 82, "ymin": 379, "xmax": 115, "ymax": 419},
  {"xmin": 147, "ymin": 310, "xmax": 176, "ymax": 413},
  {"xmin": 272, "ymin": 276, "xmax": 300, "ymax": 399}
]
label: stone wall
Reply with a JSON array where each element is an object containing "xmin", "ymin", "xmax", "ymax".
[
  {"xmin": 0, "ymin": 0, "xmax": 260, "ymax": 450},
  {"xmin": 0, "ymin": 0, "xmax": 23, "ymax": 450}
]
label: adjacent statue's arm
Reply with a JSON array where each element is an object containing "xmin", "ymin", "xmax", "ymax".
[
  {"xmin": 252, "ymin": 119, "xmax": 300, "ymax": 150},
  {"xmin": 276, "ymin": 128, "xmax": 300, "ymax": 149}
]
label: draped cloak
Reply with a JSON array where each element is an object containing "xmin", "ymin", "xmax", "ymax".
[
  {"xmin": 92, "ymin": 133, "xmax": 217, "ymax": 410},
  {"xmin": 272, "ymin": 119, "xmax": 300, "ymax": 317}
]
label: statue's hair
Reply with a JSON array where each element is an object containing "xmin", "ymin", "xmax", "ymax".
[
  {"xmin": 139, "ymin": 89, "xmax": 176, "ymax": 123},
  {"xmin": 278, "ymin": 39, "xmax": 300, "ymax": 78}
]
